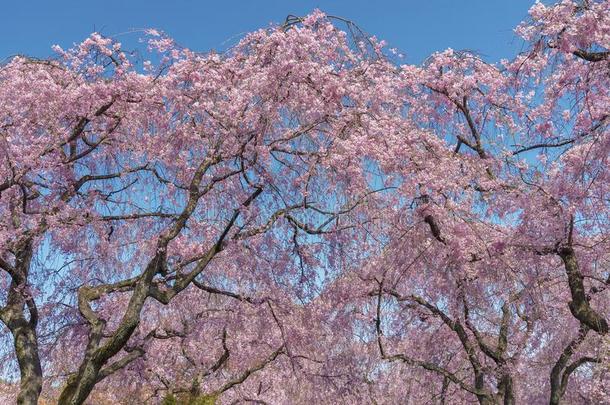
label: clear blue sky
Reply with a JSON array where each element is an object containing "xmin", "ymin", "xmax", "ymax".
[{"xmin": 1, "ymin": 0, "xmax": 535, "ymax": 64}]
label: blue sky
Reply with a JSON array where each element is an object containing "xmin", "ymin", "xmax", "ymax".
[{"xmin": 2, "ymin": 0, "xmax": 536, "ymax": 64}]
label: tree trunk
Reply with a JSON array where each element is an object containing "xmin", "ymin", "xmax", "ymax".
[
  {"xmin": 0, "ymin": 241, "xmax": 43, "ymax": 405},
  {"xmin": 13, "ymin": 320, "xmax": 43, "ymax": 405},
  {"xmin": 558, "ymin": 247, "xmax": 608, "ymax": 334}
]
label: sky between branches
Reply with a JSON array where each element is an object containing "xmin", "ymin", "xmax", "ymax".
[{"xmin": 2, "ymin": 0, "xmax": 535, "ymax": 64}]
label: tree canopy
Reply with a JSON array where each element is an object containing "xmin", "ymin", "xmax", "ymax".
[{"xmin": 0, "ymin": 1, "xmax": 608, "ymax": 404}]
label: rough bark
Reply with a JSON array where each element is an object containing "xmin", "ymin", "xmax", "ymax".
[
  {"xmin": 549, "ymin": 327, "xmax": 588, "ymax": 405},
  {"xmin": 558, "ymin": 247, "xmax": 608, "ymax": 334},
  {"xmin": 0, "ymin": 240, "xmax": 43, "ymax": 405}
]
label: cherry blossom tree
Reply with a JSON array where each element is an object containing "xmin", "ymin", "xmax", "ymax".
[
  {"xmin": 356, "ymin": 1, "xmax": 609, "ymax": 403},
  {"xmin": 0, "ymin": 14, "xmax": 402, "ymax": 404},
  {"xmin": 0, "ymin": 1, "xmax": 608, "ymax": 404}
]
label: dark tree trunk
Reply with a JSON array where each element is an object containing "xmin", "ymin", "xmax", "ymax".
[
  {"xmin": 558, "ymin": 247, "xmax": 608, "ymax": 334},
  {"xmin": 0, "ymin": 240, "xmax": 43, "ymax": 405},
  {"xmin": 13, "ymin": 321, "xmax": 43, "ymax": 405}
]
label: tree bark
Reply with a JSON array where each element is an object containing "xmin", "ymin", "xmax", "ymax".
[
  {"xmin": 549, "ymin": 327, "xmax": 588, "ymax": 405},
  {"xmin": 558, "ymin": 247, "xmax": 608, "ymax": 334},
  {"xmin": 13, "ymin": 321, "xmax": 43, "ymax": 405},
  {"xmin": 0, "ymin": 240, "xmax": 43, "ymax": 405}
]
